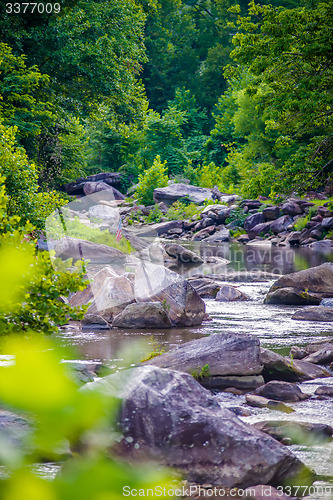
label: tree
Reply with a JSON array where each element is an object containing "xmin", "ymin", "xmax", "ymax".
[{"xmin": 228, "ymin": 1, "xmax": 333, "ymax": 193}]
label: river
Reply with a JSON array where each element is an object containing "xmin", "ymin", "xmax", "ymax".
[{"xmin": 54, "ymin": 241, "xmax": 333, "ymax": 498}]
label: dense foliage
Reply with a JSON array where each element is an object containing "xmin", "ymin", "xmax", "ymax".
[{"xmin": 0, "ymin": 0, "xmax": 331, "ymax": 209}]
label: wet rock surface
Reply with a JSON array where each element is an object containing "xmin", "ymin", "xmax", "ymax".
[
  {"xmin": 83, "ymin": 365, "xmax": 306, "ymax": 487},
  {"xmin": 144, "ymin": 333, "xmax": 263, "ymax": 377}
]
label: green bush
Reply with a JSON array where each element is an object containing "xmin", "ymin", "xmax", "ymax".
[
  {"xmin": 0, "ymin": 178, "xmax": 87, "ymax": 334},
  {"xmin": 166, "ymin": 200, "xmax": 201, "ymax": 221},
  {"xmin": 134, "ymin": 155, "xmax": 169, "ymax": 205}
]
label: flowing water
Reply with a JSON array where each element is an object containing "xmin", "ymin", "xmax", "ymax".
[{"xmin": 54, "ymin": 241, "xmax": 333, "ymax": 497}]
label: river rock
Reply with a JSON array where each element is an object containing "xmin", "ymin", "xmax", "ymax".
[
  {"xmin": 83, "ymin": 181, "xmax": 125, "ymax": 200},
  {"xmin": 201, "ymin": 375, "xmax": 264, "ymax": 392},
  {"xmin": 292, "ymin": 306, "xmax": 333, "ymax": 322},
  {"xmin": 82, "ymin": 314, "xmax": 111, "ymax": 330},
  {"xmin": 204, "ymin": 227, "xmax": 230, "ymax": 242},
  {"xmin": 314, "ymin": 386, "xmax": 333, "ymax": 397},
  {"xmin": 83, "ymin": 365, "xmax": 305, "ymax": 487},
  {"xmin": 260, "ymin": 348, "xmax": 330, "ymax": 382},
  {"xmin": 302, "ymin": 347, "xmax": 333, "ymax": 365},
  {"xmin": 112, "ymin": 302, "xmax": 172, "ymax": 329},
  {"xmin": 270, "ymin": 216, "xmax": 293, "ymax": 234},
  {"xmin": 245, "ymin": 395, "xmax": 295, "ymax": 413},
  {"xmin": 187, "ymin": 277, "xmax": 221, "ymax": 298},
  {"xmin": 281, "ymin": 201, "xmax": 303, "ymax": 216},
  {"xmin": 248, "ymin": 221, "xmax": 273, "ymax": 239},
  {"xmin": 253, "ymin": 421, "xmax": 333, "ymax": 445},
  {"xmin": 215, "ymin": 285, "xmax": 248, "ymax": 302},
  {"xmin": 134, "ymin": 263, "xmax": 206, "ymax": 326},
  {"xmin": 164, "ymin": 243, "xmax": 203, "ymax": 264},
  {"xmin": 53, "ymin": 237, "xmax": 125, "ymax": 264},
  {"xmin": 145, "ymin": 333, "xmax": 263, "ymax": 377},
  {"xmin": 253, "ymin": 381, "xmax": 308, "ymax": 402},
  {"xmin": 70, "ymin": 266, "xmax": 135, "ymax": 320},
  {"xmin": 153, "ymin": 183, "xmax": 215, "ymax": 206},
  {"xmin": 262, "ymin": 206, "xmax": 280, "ymax": 221},
  {"xmin": 244, "ymin": 213, "xmax": 265, "ymax": 233},
  {"xmin": 88, "ymin": 204, "xmax": 119, "ymax": 223},
  {"xmin": 265, "ymin": 263, "xmax": 333, "ymax": 305}
]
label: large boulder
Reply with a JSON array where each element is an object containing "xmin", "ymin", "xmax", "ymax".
[
  {"xmin": 145, "ymin": 333, "xmax": 263, "ymax": 377},
  {"xmin": 253, "ymin": 381, "xmax": 308, "ymax": 402},
  {"xmin": 70, "ymin": 266, "xmax": 135, "ymax": 320},
  {"xmin": 53, "ymin": 237, "xmax": 125, "ymax": 264},
  {"xmin": 64, "ymin": 172, "xmax": 122, "ymax": 195},
  {"xmin": 292, "ymin": 306, "xmax": 333, "ymax": 322},
  {"xmin": 253, "ymin": 421, "xmax": 333, "ymax": 445},
  {"xmin": 134, "ymin": 263, "xmax": 206, "ymax": 326},
  {"xmin": 265, "ymin": 263, "xmax": 333, "ymax": 305},
  {"xmin": 244, "ymin": 213, "xmax": 266, "ymax": 233},
  {"xmin": 83, "ymin": 182, "xmax": 125, "ymax": 200},
  {"xmin": 112, "ymin": 302, "xmax": 172, "ymax": 329},
  {"xmin": 260, "ymin": 348, "xmax": 330, "ymax": 382},
  {"xmin": 164, "ymin": 243, "xmax": 203, "ymax": 264},
  {"xmin": 215, "ymin": 285, "xmax": 248, "ymax": 302},
  {"xmin": 204, "ymin": 227, "xmax": 230, "ymax": 242},
  {"xmin": 84, "ymin": 366, "xmax": 305, "ymax": 487},
  {"xmin": 270, "ymin": 215, "xmax": 293, "ymax": 234},
  {"xmin": 153, "ymin": 183, "xmax": 215, "ymax": 206}
]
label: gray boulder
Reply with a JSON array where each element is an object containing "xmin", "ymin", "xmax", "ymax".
[
  {"xmin": 262, "ymin": 206, "xmax": 280, "ymax": 221},
  {"xmin": 281, "ymin": 201, "xmax": 303, "ymax": 216},
  {"xmin": 70, "ymin": 266, "xmax": 135, "ymax": 321},
  {"xmin": 302, "ymin": 347, "xmax": 333, "ymax": 365},
  {"xmin": 215, "ymin": 285, "xmax": 248, "ymax": 302},
  {"xmin": 245, "ymin": 394, "xmax": 295, "ymax": 413},
  {"xmin": 53, "ymin": 237, "xmax": 125, "ymax": 264},
  {"xmin": 153, "ymin": 183, "xmax": 215, "ymax": 206},
  {"xmin": 254, "ymin": 381, "xmax": 308, "ymax": 402},
  {"xmin": 145, "ymin": 333, "xmax": 263, "ymax": 377},
  {"xmin": 265, "ymin": 263, "xmax": 333, "ymax": 305},
  {"xmin": 244, "ymin": 213, "xmax": 265, "ymax": 233},
  {"xmin": 270, "ymin": 215, "xmax": 293, "ymax": 234},
  {"xmin": 205, "ymin": 227, "xmax": 230, "ymax": 242},
  {"xmin": 82, "ymin": 314, "xmax": 111, "ymax": 330},
  {"xmin": 83, "ymin": 181, "xmax": 125, "ymax": 200},
  {"xmin": 260, "ymin": 348, "xmax": 330, "ymax": 382},
  {"xmin": 314, "ymin": 386, "xmax": 333, "ymax": 397},
  {"xmin": 292, "ymin": 306, "xmax": 333, "ymax": 322},
  {"xmin": 112, "ymin": 302, "xmax": 172, "ymax": 329},
  {"xmin": 248, "ymin": 221, "xmax": 273, "ymax": 239},
  {"xmin": 83, "ymin": 366, "xmax": 305, "ymax": 487},
  {"xmin": 164, "ymin": 243, "xmax": 203, "ymax": 264},
  {"xmin": 253, "ymin": 421, "xmax": 333, "ymax": 445},
  {"xmin": 134, "ymin": 263, "xmax": 206, "ymax": 326},
  {"xmin": 128, "ymin": 220, "xmax": 182, "ymax": 238}
]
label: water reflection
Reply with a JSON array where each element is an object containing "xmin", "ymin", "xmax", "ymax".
[{"xmin": 170, "ymin": 241, "xmax": 333, "ymax": 278}]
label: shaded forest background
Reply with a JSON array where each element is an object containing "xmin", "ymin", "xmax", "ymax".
[{"xmin": 0, "ymin": 0, "xmax": 332, "ymax": 227}]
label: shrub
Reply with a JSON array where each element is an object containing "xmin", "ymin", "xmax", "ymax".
[{"xmin": 134, "ymin": 155, "xmax": 169, "ymax": 205}]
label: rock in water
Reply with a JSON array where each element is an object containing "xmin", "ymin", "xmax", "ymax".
[
  {"xmin": 215, "ymin": 285, "xmax": 248, "ymax": 302},
  {"xmin": 260, "ymin": 348, "xmax": 330, "ymax": 382},
  {"xmin": 265, "ymin": 262, "xmax": 333, "ymax": 305},
  {"xmin": 164, "ymin": 243, "xmax": 203, "ymax": 264},
  {"xmin": 112, "ymin": 302, "xmax": 172, "ymax": 329},
  {"xmin": 83, "ymin": 366, "xmax": 306, "ymax": 487},
  {"xmin": 145, "ymin": 333, "xmax": 263, "ymax": 376},
  {"xmin": 70, "ymin": 266, "xmax": 135, "ymax": 321},
  {"xmin": 292, "ymin": 306, "xmax": 333, "ymax": 322},
  {"xmin": 134, "ymin": 263, "xmax": 206, "ymax": 326},
  {"xmin": 254, "ymin": 381, "xmax": 308, "ymax": 402}
]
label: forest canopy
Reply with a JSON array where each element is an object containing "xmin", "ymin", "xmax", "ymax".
[{"xmin": 0, "ymin": 0, "xmax": 332, "ymax": 225}]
